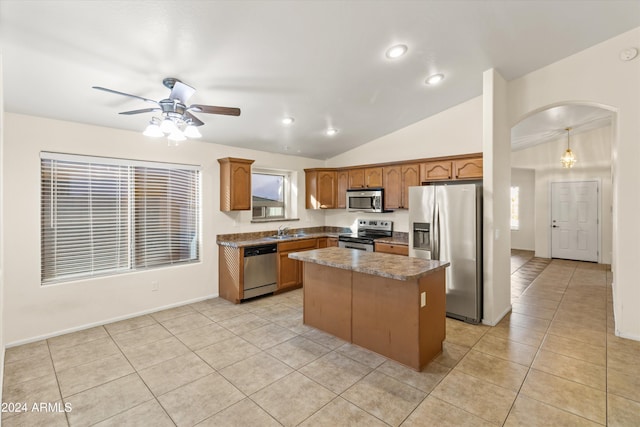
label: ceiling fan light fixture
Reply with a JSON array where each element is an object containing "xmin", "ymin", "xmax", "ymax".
[
  {"xmin": 160, "ymin": 117, "xmax": 178, "ymax": 134},
  {"xmin": 183, "ymin": 124, "xmax": 202, "ymax": 138},
  {"xmin": 425, "ymin": 73, "xmax": 445, "ymax": 85},
  {"xmin": 168, "ymin": 130, "xmax": 187, "ymax": 142},
  {"xmin": 325, "ymin": 128, "xmax": 338, "ymax": 136},
  {"xmin": 143, "ymin": 120, "xmax": 164, "ymax": 138},
  {"xmin": 386, "ymin": 44, "xmax": 408, "ymax": 59},
  {"xmin": 282, "ymin": 116, "xmax": 295, "ymax": 125}
]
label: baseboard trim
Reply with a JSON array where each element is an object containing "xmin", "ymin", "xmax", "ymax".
[
  {"xmin": 482, "ymin": 305, "xmax": 512, "ymax": 326},
  {"xmin": 6, "ymin": 293, "xmax": 218, "ymax": 348}
]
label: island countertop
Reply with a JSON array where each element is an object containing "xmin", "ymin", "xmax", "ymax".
[{"xmin": 288, "ymin": 247, "xmax": 449, "ymax": 281}]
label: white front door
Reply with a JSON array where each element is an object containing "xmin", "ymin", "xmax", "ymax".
[{"xmin": 551, "ymin": 181, "xmax": 599, "ymax": 262}]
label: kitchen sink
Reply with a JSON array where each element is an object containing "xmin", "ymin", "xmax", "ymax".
[{"xmin": 266, "ymin": 233, "xmax": 306, "ymax": 240}]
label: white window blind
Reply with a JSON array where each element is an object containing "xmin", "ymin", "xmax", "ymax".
[{"xmin": 41, "ymin": 153, "xmax": 200, "ymax": 284}]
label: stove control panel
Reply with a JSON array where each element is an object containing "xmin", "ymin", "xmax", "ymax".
[{"xmin": 357, "ymin": 219, "xmax": 393, "ymax": 231}]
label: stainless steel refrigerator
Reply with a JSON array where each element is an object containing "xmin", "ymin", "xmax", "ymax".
[{"xmin": 409, "ymin": 182, "xmax": 482, "ymax": 323}]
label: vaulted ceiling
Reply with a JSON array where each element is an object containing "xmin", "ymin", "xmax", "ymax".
[{"xmin": 1, "ymin": 1, "xmax": 638, "ymax": 159}]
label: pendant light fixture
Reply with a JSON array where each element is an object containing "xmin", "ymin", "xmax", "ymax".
[{"xmin": 561, "ymin": 127, "xmax": 577, "ymax": 168}]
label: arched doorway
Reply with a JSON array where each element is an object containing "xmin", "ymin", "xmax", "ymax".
[{"xmin": 508, "ymin": 102, "xmax": 616, "ymax": 296}]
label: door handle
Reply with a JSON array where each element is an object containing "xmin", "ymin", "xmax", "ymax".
[{"xmin": 552, "ymin": 225, "xmax": 558, "ymax": 228}]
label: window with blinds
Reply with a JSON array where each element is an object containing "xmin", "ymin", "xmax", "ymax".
[{"xmin": 41, "ymin": 153, "xmax": 200, "ymax": 284}]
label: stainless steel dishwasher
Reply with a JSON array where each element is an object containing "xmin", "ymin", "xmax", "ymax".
[{"xmin": 243, "ymin": 243, "xmax": 278, "ymax": 299}]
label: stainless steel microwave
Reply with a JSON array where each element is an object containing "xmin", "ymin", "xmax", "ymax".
[{"xmin": 346, "ymin": 188, "xmax": 384, "ymax": 213}]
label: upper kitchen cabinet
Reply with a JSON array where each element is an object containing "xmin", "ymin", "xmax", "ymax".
[
  {"xmin": 384, "ymin": 164, "xmax": 419, "ymax": 209},
  {"xmin": 454, "ymin": 157, "xmax": 483, "ymax": 180},
  {"xmin": 305, "ymin": 169, "xmax": 337, "ymax": 209},
  {"xmin": 336, "ymin": 169, "xmax": 349, "ymax": 209},
  {"xmin": 401, "ymin": 164, "xmax": 420, "ymax": 208},
  {"xmin": 383, "ymin": 166, "xmax": 402, "ymax": 209},
  {"xmin": 420, "ymin": 161, "xmax": 452, "ymax": 182},
  {"xmin": 349, "ymin": 167, "xmax": 383, "ymax": 189},
  {"xmin": 218, "ymin": 157, "xmax": 255, "ymax": 211}
]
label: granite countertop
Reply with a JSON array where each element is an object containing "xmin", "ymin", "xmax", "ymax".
[
  {"xmin": 288, "ymin": 247, "xmax": 449, "ymax": 281},
  {"xmin": 217, "ymin": 226, "xmax": 350, "ymax": 248},
  {"xmin": 217, "ymin": 228, "xmax": 408, "ymax": 248}
]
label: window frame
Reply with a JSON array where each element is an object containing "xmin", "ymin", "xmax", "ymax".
[
  {"xmin": 251, "ymin": 168, "xmax": 292, "ymax": 221},
  {"xmin": 40, "ymin": 152, "xmax": 202, "ymax": 285}
]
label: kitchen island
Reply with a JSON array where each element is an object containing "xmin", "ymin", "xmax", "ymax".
[{"xmin": 288, "ymin": 247, "xmax": 449, "ymax": 371}]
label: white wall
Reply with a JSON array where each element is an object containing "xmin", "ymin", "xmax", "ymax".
[
  {"xmin": 2, "ymin": 113, "xmax": 325, "ymax": 345},
  {"xmin": 508, "ymin": 27, "xmax": 640, "ymax": 340},
  {"xmin": 0, "ymin": 53, "xmax": 6, "ymax": 408},
  {"xmin": 482, "ymin": 69, "xmax": 512, "ymax": 326},
  {"xmin": 512, "ymin": 126, "xmax": 612, "ymax": 263},
  {"xmin": 324, "ymin": 95, "xmax": 483, "ymax": 232},
  {"xmin": 510, "ymin": 168, "xmax": 536, "ymax": 251}
]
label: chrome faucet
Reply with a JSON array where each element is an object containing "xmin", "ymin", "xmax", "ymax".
[{"xmin": 277, "ymin": 225, "xmax": 290, "ymax": 236}]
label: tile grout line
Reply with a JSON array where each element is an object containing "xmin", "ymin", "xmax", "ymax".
[
  {"xmin": 501, "ymin": 262, "xmax": 575, "ymax": 426},
  {"xmin": 45, "ymin": 338, "xmax": 71, "ymax": 427},
  {"xmin": 100, "ymin": 322, "xmax": 178, "ymax": 426},
  {"xmin": 505, "ymin": 263, "xmax": 611, "ymax": 425}
]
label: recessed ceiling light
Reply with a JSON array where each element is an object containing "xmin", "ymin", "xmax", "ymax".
[
  {"xmin": 282, "ymin": 116, "xmax": 295, "ymax": 125},
  {"xmin": 325, "ymin": 128, "xmax": 338, "ymax": 136},
  {"xmin": 425, "ymin": 73, "xmax": 445, "ymax": 85},
  {"xmin": 385, "ymin": 44, "xmax": 408, "ymax": 59}
]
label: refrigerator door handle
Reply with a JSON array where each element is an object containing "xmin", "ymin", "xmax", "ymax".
[{"xmin": 434, "ymin": 202, "xmax": 440, "ymax": 260}]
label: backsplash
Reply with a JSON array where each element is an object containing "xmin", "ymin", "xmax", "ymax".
[{"xmin": 217, "ymin": 226, "xmax": 352, "ymax": 243}]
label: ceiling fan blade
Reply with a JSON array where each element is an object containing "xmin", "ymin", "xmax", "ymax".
[
  {"xmin": 119, "ymin": 108, "xmax": 161, "ymax": 115},
  {"xmin": 170, "ymin": 81, "xmax": 196, "ymax": 103},
  {"xmin": 190, "ymin": 104, "xmax": 241, "ymax": 116},
  {"xmin": 185, "ymin": 112, "xmax": 205, "ymax": 126},
  {"xmin": 93, "ymin": 86, "xmax": 158, "ymax": 104}
]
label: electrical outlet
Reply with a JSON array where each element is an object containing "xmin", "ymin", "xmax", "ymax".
[
  {"xmin": 420, "ymin": 292, "xmax": 426, "ymax": 307},
  {"xmin": 151, "ymin": 281, "xmax": 159, "ymax": 292}
]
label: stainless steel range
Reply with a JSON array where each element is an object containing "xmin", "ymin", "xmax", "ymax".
[{"xmin": 338, "ymin": 219, "xmax": 393, "ymax": 252}]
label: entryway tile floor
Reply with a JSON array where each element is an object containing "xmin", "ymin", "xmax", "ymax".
[{"xmin": 3, "ymin": 257, "xmax": 640, "ymax": 426}]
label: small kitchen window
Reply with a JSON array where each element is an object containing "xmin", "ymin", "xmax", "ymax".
[
  {"xmin": 252, "ymin": 171, "xmax": 286, "ymax": 219},
  {"xmin": 510, "ymin": 186, "xmax": 520, "ymax": 230},
  {"xmin": 251, "ymin": 169, "xmax": 298, "ymax": 222}
]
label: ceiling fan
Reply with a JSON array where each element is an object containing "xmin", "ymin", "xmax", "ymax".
[{"xmin": 92, "ymin": 77, "xmax": 240, "ymax": 142}]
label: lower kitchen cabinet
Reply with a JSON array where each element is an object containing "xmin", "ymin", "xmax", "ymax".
[
  {"xmin": 375, "ymin": 242, "xmax": 409, "ymax": 256},
  {"xmin": 327, "ymin": 237, "xmax": 338, "ymax": 247},
  {"xmin": 218, "ymin": 245, "xmax": 243, "ymax": 303},
  {"xmin": 277, "ymin": 238, "xmax": 318, "ymax": 291}
]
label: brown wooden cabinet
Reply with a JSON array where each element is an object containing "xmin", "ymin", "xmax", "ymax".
[
  {"xmin": 327, "ymin": 237, "xmax": 339, "ymax": 247},
  {"xmin": 454, "ymin": 157, "xmax": 483, "ymax": 180},
  {"xmin": 401, "ymin": 164, "xmax": 420, "ymax": 208},
  {"xmin": 305, "ymin": 154, "xmax": 482, "ymax": 210},
  {"xmin": 305, "ymin": 169, "xmax": 337, "ymax": 209},
  {"xmin": 218, "ymin": 246, "xmax": 243, "ymax": 303},
  {"xmin": 218, "ymin": 158, "xmax": 254, "ymax": 211},
  {"xmin": 336, "ymin": 170, "xmax": 349, "ymax": 209},
  {"xmin": 383, "ymin": 164, "xmax": 419, "ymax": 209},
  {"xmin": 383, "ymin": 166, "xmax": 402, "ymax": 209},
  {"xmin": 349, "ymin": 167, "xmax": 383, "ymax": 189},
  {"xmin": 277, "ymin": 238, "xmax": 318, "ymax": 291},
  {"xmin": 366, "ymin": 167, "xmax": 383, "ymax": 188},
  {"xmin": 348, "ymin": 168, "xmax": 365, "ymax": 189},
  {"xmin": 374, "ymin": 242, "xmax": 409, "ymax": 256},
  {"xmin": 420, "ymin": 161, "xmax": 452, "ymax": 183}
]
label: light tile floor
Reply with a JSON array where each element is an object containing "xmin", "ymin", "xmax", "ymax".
[{"xmin": 3, "ymin": 256, "xmax": 640, "ymax": 426}]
